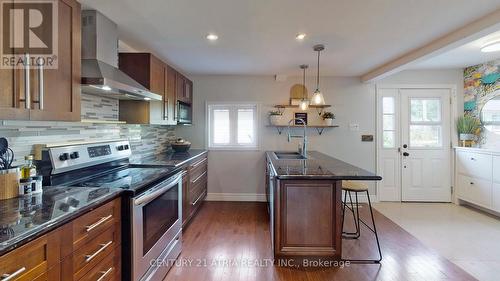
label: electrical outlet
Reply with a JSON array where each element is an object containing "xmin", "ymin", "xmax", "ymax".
[{"xmin": 349, "ymin": 123, "xmax": 359, "ymax": 131}]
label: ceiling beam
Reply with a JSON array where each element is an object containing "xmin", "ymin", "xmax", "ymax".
[{"xmin": 361, "ymin": 8, "xmax": 500, "ymax": 83}]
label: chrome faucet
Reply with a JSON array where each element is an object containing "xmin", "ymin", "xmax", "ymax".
[{"xmin": 287, "ymin": 118, "xmax": 308, "ymax": 157}]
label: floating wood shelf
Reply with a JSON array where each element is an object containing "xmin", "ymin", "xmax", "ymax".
[
  {"xmin": 267, "ymin": 125, "xmax": 339, "ymax": 135},
  {"xmin": 273, "ymin": 104, "xmax": 332, "ymax": 115}
]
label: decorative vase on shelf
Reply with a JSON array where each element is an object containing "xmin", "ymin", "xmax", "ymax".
[
  {"xmin": 323, "ymin": 118, "xmax": 334, "ymax": 126},
  {"xmin": 269, "ymin": 114, "xmax": 283, "ymax": 125}
]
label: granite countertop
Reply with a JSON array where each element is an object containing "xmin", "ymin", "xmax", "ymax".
[
  {"xmin": 0, "ymin": 186, "xmax": 122, "ymax": 256},
  {"xmin": 267, "ymin": 151, "xmax": 382, "ymax": 180},
  {"xmin": 137, "ymin": 149, "xmax": 207, "ymax": 167}
]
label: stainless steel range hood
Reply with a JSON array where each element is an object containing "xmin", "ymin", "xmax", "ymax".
[{"xmin": 81, "ymin": 10, "xmax": 161, "ymax": 101}]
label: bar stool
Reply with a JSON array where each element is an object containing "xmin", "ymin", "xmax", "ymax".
[{"xmin": 341, "ymin": 180, "xmax": 382, "ymax": 263}]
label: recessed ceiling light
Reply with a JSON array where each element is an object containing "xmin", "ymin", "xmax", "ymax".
[
  {"xmin": 143, "ymin": 97, "xmax": 151, "ymax": 101},
  {"xmin": 296, "ymin": 33, "xmax": 306, "ymax": 41},
  {"xmin": 206, "ymin": 33, "xmax": 218, "ymax": 41},
  {"xmin": 101, "ymin": 85, "xmax": 112, "ymax": 91},
  {"xmin": 481, "ymin": 41, "xmax": 500, "ymax": 53}
]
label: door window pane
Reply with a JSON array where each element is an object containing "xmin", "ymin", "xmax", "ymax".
[
  {"xmin": 383, "ymin": 115, "xmax": 395, "ymax": 130},
  {"xmin": 383, "ymin": 131, "xmax": 395, "ymax": 148},
  {"xmin": 410, "ymin": 125, "xmax": 441, "ymax": 147},
  {"xmin": 213, "ymin": 109, "xmax": 230, "ymax": 144},
  {"xmin": 383, "ymin": 97, "xmax": 394, "ymax": 114},
  {"xmin": 237, "ymin": 108, "xmax": 255, "ymax": 144},
  {"xmin": 411, "ymin": 99, "xmax": 441, "ymax": 122}
]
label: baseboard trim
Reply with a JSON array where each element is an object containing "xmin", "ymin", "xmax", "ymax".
[{"xmin": 206, "ymin": 193, "xmax": 267, "ymax": 202}]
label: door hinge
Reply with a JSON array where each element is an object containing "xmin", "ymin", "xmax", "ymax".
[
  {"xmin": 450, "ymin": 97, "xmax": 452, "ymax": 105},
  {"xmin": 451, "ymin": 186, "xmax": 454, "ymax": 194}
]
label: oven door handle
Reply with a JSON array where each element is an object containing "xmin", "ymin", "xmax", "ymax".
[{"xmin": 134, "ymin": 172, "xmax": 182, "ymax": 206}]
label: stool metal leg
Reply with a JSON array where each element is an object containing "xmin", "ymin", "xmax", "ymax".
[
  {"xmin": 342, "ymin": 190, "xmax": 383, "ymax": 264},
  {"xmin": 342, "ymin": 190, "xmax": 361, "ymax": 239}
]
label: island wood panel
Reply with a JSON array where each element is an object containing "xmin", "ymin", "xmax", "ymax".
[
  {"xmin": 163, "ymin": 202, "xmax": 476, "ymax": 281},
  {"xmin": 275, "ymin": 180, "xmax": 341, "ymax": 259}
]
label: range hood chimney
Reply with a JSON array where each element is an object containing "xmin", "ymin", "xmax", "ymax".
[{"xmin": 81, "ymin": 10, "xmax": 161, "ymax": 101}]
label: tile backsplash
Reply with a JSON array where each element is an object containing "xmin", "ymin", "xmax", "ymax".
[
  {"xmin": 0, "ymin": 120, "xmax": 176, "ymax": 166},
  {"xmin": 0, "ymin": 93, "xmax": 176, "ymax": 166}
]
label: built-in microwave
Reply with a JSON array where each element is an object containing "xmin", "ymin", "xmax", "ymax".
[{"xmin": 177, "ymin": 101, "xmax": 192, "ymax": 124}]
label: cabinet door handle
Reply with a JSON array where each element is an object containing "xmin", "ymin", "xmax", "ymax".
[
  {"xmin": 470, "ymin": 182, "xmax": 474, "ymax": 185},
  {"xmin": 470, "ymin": 157, "xmax": 476, "ymax": 161},
  {"xmin": 1, "ymin": 267, "xmax": 26, "ymax": 281},
  {"xmin": 85, "ymin": 214, "xmax": 113, "ymax": 232},
  {"xmin": 38, "ymin": 64, "xmax": 44, "ymax": 110},
  {"xmin": 85, "ymin": 241, "xmax": 113, "ymax": 262},
  {"xmin": 164, "ymin": 99, "xmax": 169, "ymax": 120},
  {"xmin": 96, "ymin": 267, "xmax": 113, "ymax": 281},
  {"xmin": 24, "ymin": 54, "xmax": 30, "ymax": 109}
]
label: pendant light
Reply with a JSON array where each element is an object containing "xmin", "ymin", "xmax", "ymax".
[
  {"xmin": 311, "ymin": 44, "xmax": 326, "ymax": 105},
  {"xmin": 299, "ymin": 64, "xmax": 310, "ymax": 111}
]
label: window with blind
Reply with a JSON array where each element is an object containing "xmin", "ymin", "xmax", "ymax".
[{"xmin": 207, "ymin": 103, "xmax": 259, "ymax": 149}]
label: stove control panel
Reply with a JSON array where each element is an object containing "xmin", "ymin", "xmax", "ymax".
[{"xmin": 47, "ymin": 140, "xmax": 132, "ymax": 174}]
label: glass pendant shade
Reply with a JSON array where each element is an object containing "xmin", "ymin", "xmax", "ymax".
[
  {"xmin": 311, "ymin": 89, "xmax": 325, "ymax": 105},
  {"xmin": 299, "ymin": 98, "xmax": 310, "ymax": 111}
]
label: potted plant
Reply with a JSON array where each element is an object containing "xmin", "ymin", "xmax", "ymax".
[
  {"xmin": 269, "ymin": 111, "xmax": 283, "ymax": 125},
  {"xmin": 457, "ymin": 115, "xmax": 481, "ymax": 146},
  {"xmin": 322, "ymin": 112, "xmax": 335, "ymax": 126}
]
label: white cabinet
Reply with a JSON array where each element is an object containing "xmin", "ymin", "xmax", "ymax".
[
  {"xmin": 455, "ymin": 148, "xmax": 500, "ymax": 214},
  {"xmin": 493, "ymin": 183, "xmax": 500, "ymax": 212}
]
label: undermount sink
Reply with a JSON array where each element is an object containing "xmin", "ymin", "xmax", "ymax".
[{"xmin": 273, "ymin": 152, "xmax": 307, "ymax": 160}]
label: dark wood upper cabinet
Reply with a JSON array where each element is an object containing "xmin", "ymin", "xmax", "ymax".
[
  {"xmin": 176, "ymin": 73, "xmax": 193, "ymax": 104},
  {"xmin": 166, "ymin": 65, "xmax": 177, "ymax": 122},
  {"xmin": 0, "ymin": 0, "xmax": 81, "ymax": 121},
  {"xmin": 118, "ymin": 53, "xmax": 176, "ymax": 125}
]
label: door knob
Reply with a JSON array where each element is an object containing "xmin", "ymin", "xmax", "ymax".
[{"xmin": 403, "ymin": 152, "xmax": 410, "ymax": 157}]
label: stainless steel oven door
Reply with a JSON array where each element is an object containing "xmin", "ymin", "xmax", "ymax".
[{"xmin": 132, "ymin": 172, "xmax": 182, "ymax": 281}]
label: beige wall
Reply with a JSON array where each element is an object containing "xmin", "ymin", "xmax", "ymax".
[{"xmin": 177, "ymin": 69, "xmax": 464, "ymax": 200}]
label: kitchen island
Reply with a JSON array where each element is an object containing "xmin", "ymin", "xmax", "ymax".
[{"xmin": 265, "ymin": 151, "xmax": 382, "ymax": 263}]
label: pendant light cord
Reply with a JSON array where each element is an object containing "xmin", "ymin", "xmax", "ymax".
[
  {"xmin": 316, "ymin": 49, "xmax": 320, "ymax": 90},
  {"xmin": 303, "ymin": 67, "xmax": 306, "ymax": 99}
]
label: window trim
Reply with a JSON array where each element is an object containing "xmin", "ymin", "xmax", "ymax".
[{"xmin": 206, "ymin": 102, "xmax": 260, "ymax": 151}]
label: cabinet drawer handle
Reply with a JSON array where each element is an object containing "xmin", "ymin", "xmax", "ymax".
[
  {"xmin": 1, "ymin": 267, "xmax": 26, "ymax": 281},
  {"xmin": 85, "ymin": 241, "xmax": 113, "ymax": 263},
  {"xmin": 190, "ymin": 158, "xmax": 207, "ymax": 169},
  {"xmin": 96, "ymin": 267, "xmax": 113, "ymax": 281},
  {"xmin": 86, "ymin": 214, "xmax": 113, "ymax": 232},
  {"xmin": 191, "ymin": 191, "xmax": 205, "ymax": 206},
  {"xmin": 190, "ymin": 171, "xmax": 207, "ymax": 184}
]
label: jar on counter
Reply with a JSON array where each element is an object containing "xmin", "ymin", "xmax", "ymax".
[
  {"xmin": 19, "ymin": 178, "xmax": 33, "ymax": 196},
  {"xmin": 21, "ymin": 155, "xmax": 37, "ymax": 179},
  {"xmin": 31, "ymin": 176, "xmax": 43, "ymax": 194}
]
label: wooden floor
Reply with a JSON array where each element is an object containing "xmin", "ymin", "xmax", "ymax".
[{"xmin": 163, "ymin": 202, "xmax": 476, "ymax": 281}]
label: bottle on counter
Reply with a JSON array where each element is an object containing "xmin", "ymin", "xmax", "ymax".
[
  {"xmin": 19, "ymin": 178, "xmax": 33, "ymax": 196},
  {"xmin": 21, "ymin": 155, "xmax": 37, "ymax": 179}
]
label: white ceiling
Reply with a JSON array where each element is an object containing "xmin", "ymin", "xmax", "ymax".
[
  {"xmin": 410, "ymin": 30, "xmax": 500, "ymax": 70},
  {"xmin": 79, "ymin": 0, "xmax": 500, "ymax": 76}
]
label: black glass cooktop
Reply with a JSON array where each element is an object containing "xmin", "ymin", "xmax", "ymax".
[{"xmin": 74, "ymin": 166, "xmax": 175, "ymax": 192}]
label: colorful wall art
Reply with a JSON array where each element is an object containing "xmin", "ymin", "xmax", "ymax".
[{"xmin": 464, "ymin": 59, "xmax": 500, "ymax": 116}]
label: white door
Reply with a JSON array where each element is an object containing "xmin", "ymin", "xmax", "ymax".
[
  {"xmin": 400, "ymin": 89, "xmax": 451, "ymax": 202},
  {"xmin": 377, "ymin": 87, "xmax": 452, "ymax": 202}
]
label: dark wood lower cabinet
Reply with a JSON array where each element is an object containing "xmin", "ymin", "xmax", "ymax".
[
  {"xmin": 274, "ymin": 179, "xmax": 342, "ymax": 261},
  {"xmin": 182, "ymin": 153, "xmax": 208, "ymax": 228},
  {"xmin": 0, "ymin": 198, "xmax": 121, "ymax": 281}
]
